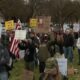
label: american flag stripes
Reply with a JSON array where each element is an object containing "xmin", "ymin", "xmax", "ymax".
[{"xmin": 10, "ymin": 19, "xmax": 22, "ymax": 58}]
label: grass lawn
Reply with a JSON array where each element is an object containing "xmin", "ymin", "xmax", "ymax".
[
  {"xmin": 68, "ymin": 49, "xmax": 80, "ymax": 80},
  {"xmin": 9, "ymin": 48, "xmax": 80, "ymax": 80},
  {"xmin": 9, "ymin": 60, "xmax": 25, "ymax": 80}
]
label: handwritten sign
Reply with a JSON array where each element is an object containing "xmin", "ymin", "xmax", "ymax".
[
  {"xmin": 15, "ymin": 30, "xmax": 26, "ymax": 40},
  {"xmin": 5, "ymin": 20, "xmax": 14, "ymax": 30},
  {"xmin": 57, "ymin": 58, "xmax": 67, "ymax": 76}
]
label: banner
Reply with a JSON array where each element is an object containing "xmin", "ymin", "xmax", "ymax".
[
  {"xmin": 30, "ymin": 19, "xmax": 38, "ymax": 27},
  {"xmin": 57, "ymin": 58, "xmax": 67, "ymax": 76},
  {"xmin": 5, "ymin": 20, "xmax": 14, "ymax": 30},
  {"xmin": 15, "ymin": 30, "xmax": 26, "ymax": 40}
]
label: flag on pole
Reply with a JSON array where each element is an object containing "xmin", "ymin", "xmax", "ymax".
[
  {"xmin": 16, "ymin": 19, "xmax": 22, "ymax": 29},
  {"xmin": 10, "ymin": 19, "xmax": 22, "ymax": 58}
]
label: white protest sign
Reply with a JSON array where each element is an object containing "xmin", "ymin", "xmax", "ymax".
[
  {"xmin": 63, "ymin": 24, "xmax": 69, "ymax": 33},
  {"xmin": 76, "ymin": 38, "xmax": 80, "ymax": 49},
  {"xmin": 15, "ymin": 30, "xmax": 26, "ymax": 40},
  {"xmin": 57, "ymin": 58, "xmax": 67, "ymax": 76},
  {"xmin": 73, "ymin": 23, "xmax": 80, "ymax": 32}
]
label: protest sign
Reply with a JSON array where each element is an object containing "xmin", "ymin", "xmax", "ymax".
[
  {"xmin": 63, "ymin": 24, "xmax": 69, "ymax": 33},
  {"xmin": 15, "ymin": 30, "xmax": 26, "ymax": 40},
  {"xmin": 73, "ymin": 23, "xmax": 80, "ymax": 32},
  {"xmin": 57, "ymin": 58, "xmax": 67, "ymax": 76},
  {"xmin": 30, "ymin": 18, "xmax": 38, "ymax": 27},
  {"xmin": 35, "ymin": 16, "xmax": 51, "ymax": 33},
  {"xmin": 5, "ymin": 20, "xmax": 14, "ymax": 30}
]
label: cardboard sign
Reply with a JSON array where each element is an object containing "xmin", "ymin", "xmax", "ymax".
[
  {"xmin": 30, "ymin": 19, "xmax": 38, "ymax": 27},
  {"xmin": 5, "ymin": 20, "xmax": 14, "ymax": 30},
  {"xmin": 15, "ymin": 30, "xmax": 26, "ymax": 40},
  {"xmin": 57, "ymin": 58, "xmax": 67, "ymax": 76},
  {"xmin": 35, "ymin": 16, "xmax": 51, "ymax": 33}
]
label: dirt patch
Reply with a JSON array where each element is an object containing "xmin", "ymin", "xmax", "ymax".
[{"xmin": 22, "ymin": 69, "xmax": 34, "ymax": 80}]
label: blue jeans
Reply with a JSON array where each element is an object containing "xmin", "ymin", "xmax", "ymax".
[
  {"xmin": 0, "ymin": 72, "xmax": 8, "ymax": 80},
  {"xmin": 63, "ymin": 47, "xmax": 73, "ymax": 62}
]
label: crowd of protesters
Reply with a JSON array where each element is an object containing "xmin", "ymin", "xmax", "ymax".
[
  {"xmin": 0, "ymin": 24, "xmax": 80, "ymax": 80},
  {"xmin": 18, "ymin": 27, "xmax": 80, "ymax": 80}
]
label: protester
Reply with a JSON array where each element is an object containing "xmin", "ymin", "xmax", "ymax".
[
  {"xmin": 29, "ymin": 32, "xmax": 40, "ymax": 67},
  {"xmin": 38, "ymin": 37, "xmax": 50, "ymax": 80},
  {"xmin": 47, "ymin": 40, "xmax": 56, "ymax": 57},
  {"xmin": 63, "ymin": 29, "xmax": 74, "ymax": 62},
  {"xmin": 8, "ymin": 31, "xmax": 16, "ymax": 60},
  {"xmin": 39, "ymin": 48, "xmax": 61, "ymax": 80},
  {"xmin": 47, "ymin": 31, "xmax": 57, "ymax": 57},
  {"xmin": 43, "ymin": 33, "xmax": 50, "ymax": 43},
  {"xmin": 56, "ymin": 31, "xmax": 64, "ymax": 55},
  {"xmin": 76, "ymin": 31, "xmax": 80, "ymax": 65},
  {"xmin": 27, "ymin": 39, "xmax": 35, "ymax": 70},
  {"xmin": 0, "ymin": 37, "xmax": 10, "ymax": 80}
]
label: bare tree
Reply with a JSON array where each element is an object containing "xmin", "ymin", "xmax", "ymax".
[{"xmin": 0, "ymin": 0, "xmax": 33, "ymax": 22}]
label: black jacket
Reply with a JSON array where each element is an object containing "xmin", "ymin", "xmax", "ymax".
[
  {"xmin": 24, "ymin": 42, "xmax": 36, "ymax": 62},
  {"xmin": 0, "ymin": 43, "xmax": 10, "ymax": 72},
  {"xmin": 63, "ymin": 34, "xmax": 74, "ymax": 47}
]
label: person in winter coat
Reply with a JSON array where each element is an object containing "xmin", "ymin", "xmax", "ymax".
[
  {"xmin": 38, "ymin": 41, "xmax": 50, "ymax": 73},
  {"xmin": 29, "ymin": 32, "xmax": 40, "ymax": 67},
  {"xmin": 63, "ymin": 29, "xmax": 74, "ymax": 62},
  {"xmin": 0, "ymin": 38, "xmax": 10, "ymax": 80},
  {"xmin": 56, "ymin": 32, "xmax": 64, "ymax": 55},
  {"xmin": 47, "ymin": 31, "xmax": 57, "ymax": 57}
]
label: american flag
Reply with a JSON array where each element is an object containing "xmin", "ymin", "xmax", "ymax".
[{"xmin": 10, "ymin": 19, "xmax": 22, "ymax": 58}]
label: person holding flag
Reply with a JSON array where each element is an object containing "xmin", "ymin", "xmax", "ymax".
[{"xmin": 10, "ymin": 19, "xmax": 22, "ymax": 59}]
